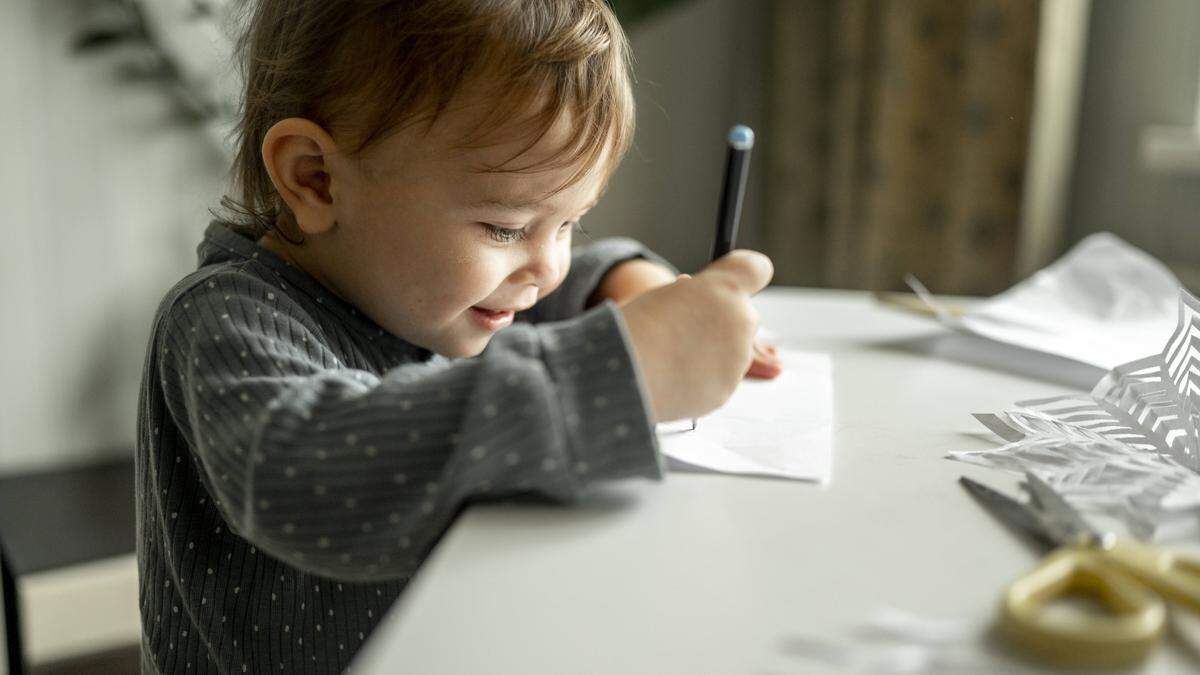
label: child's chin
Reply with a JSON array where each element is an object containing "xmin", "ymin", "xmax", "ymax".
[{"xmin": 435, "ymin": 335, "xmax": 491, "ymax": 359}]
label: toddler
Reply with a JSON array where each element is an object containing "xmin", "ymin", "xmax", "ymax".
[{"xmin": 136, "ymin": 1, "xmax": 778, "ymax": 672}]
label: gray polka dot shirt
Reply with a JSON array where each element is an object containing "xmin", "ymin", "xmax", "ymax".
[{"xmin": 136, "ymin": 222, "xmax": 668, "ymax": 673}]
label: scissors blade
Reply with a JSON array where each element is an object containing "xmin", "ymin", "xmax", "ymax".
[
  {"xmin": 1022, "ymin": 471, "xmax": 1101, "ymax": 546},
  {"xmin": 958, "ymin": 476, "xmax": 1058, "ymax": 549}
]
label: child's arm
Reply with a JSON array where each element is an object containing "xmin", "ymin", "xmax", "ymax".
[
  {"xmin": 156, "ymin": 271, "xmax": 662, "ymax": 582},
  {"xmin": 516, "ymin": 237, "xmax": 677, "ymax": 324},
  {"xmin": 588, "ymin": 258, "xmax": 679, "ymax": 306}
]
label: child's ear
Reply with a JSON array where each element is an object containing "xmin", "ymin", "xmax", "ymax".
[{"xmin": 261, "ymin": 118, "xmax": 340, "ymax": 236}]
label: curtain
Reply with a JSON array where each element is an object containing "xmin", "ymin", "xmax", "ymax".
[{"xmin": 764, "ymin": 0, "xmax": 1040, "ymax": 294}]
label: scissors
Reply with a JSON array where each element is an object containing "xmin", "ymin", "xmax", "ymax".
[{"xmin": 959, "ymin": 472, "xmax": 1200, "ymax": 668}]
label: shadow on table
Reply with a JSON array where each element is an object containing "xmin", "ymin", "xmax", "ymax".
[
  {"xmin": 872, "ymin": 331, "xmax": 1106, "ymax": 392},
  {"xmin": 469, "ymin": 484, "xmax": 646, "ymax": 522}
]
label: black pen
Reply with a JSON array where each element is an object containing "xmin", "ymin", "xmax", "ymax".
[
  {"xmin": 693, "ymin": 124, "xmax": 755, "ymax": 431},
  {"xmin": 711, "ymin": 125, "xmax": 755, "ymax": 260}
]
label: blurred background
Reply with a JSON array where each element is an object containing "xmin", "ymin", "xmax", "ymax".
[{"xmin": 1, "ymin": 0, "xmax": 1198, "ymax": 671}]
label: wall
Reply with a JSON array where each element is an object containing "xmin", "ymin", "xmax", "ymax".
[
  {"xmin": 1066, "ymin": 0, "xmax": 1200, "ymax": 279},
  {"xmin": 589, "ymin": 0, "xmax": 772, "ymax": 272},
  {"xmin": 0, "ymin": 0, "xmax": 228, "ymax": 473}
]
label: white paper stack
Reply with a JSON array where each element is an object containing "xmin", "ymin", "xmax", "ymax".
[{"xmin": 916, "ymin": 233, "xmax": 1178, "ymax": 370}]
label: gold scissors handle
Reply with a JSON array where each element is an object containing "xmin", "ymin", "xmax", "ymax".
[
  {"xmin": 1001, "ymin": 547, "xmax": 1166, "ymax": 668},
  {"xmin": 1100, "ymin": 537, "xmax": 1200, "ymax": 612}
]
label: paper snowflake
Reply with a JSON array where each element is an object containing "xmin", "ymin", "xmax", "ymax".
[{"xmin": 952, "ymin": 290, "xmax": 1200, "ymax": 542}]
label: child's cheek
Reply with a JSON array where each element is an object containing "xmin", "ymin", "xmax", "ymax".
[
  {"xmin": 468, "ymin": 248, "xmax": 519, "ymax": 298},
  {"xmin": 534, "ymin": 246, "xmax": 572, "ymax": 301},
  {"xmin": 555, "ymin": 247, "xmax": 572, "ymax": 288}
]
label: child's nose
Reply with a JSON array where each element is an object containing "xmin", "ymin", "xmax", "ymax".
[{"xmin": 518, "ymin": 240, "xmax": 561, "ymax": 288}]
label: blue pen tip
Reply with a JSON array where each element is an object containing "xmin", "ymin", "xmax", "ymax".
[{"xmin": 728, "ymin": 125, "xmax": 755, "ymax": 151}]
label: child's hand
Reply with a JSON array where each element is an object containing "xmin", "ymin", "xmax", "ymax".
[
  {"xmin": 620, "ymin": 250, "xmax": 774, "ymax": 422},
  {"xmin": 746, "ymin": 339, "xmax": 782, "ymax": 379}
]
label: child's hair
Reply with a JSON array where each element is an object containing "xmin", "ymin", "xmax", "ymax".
[{"xmin": 220, "ymin": 0, "xmax": 636, "ymax": 241}]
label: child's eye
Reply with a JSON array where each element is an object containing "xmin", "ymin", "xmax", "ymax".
[{"xmin": 481, "ymin": 223, "xmax": 527, "ymax": 243}]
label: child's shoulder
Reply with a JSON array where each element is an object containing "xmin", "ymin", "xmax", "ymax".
[
  {"xmin": 158, "ymin": 259, "xmax": 274, "ymax": 317},
  {"xmin": 145, "ymin": 259, "xmax": 346, "ymax": 387},
  {"xmin": 158, "ymin": 223, "xmax": 307, "ymax": 315}
]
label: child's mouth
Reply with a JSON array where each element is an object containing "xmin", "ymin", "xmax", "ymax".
[{"xmin": 469, "ymin": 306, "xmax": 515, "ymax": 331}]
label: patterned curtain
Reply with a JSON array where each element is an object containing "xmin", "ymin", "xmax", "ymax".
[{"xmin": 764, "ymin": 0, "xmax": 1040, "ymax": 294}]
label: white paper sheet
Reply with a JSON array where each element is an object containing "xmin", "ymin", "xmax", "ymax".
[
  {"xmin": 917, "ymin": 233, "xmax": 1178, "ymax": 370},
  {"xmin": 655, "ymin": 350, "xmax": 833, "ymax": 482}
]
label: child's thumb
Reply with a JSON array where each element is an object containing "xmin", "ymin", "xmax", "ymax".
[{"xmin": 698, "ymin": 250, "xmax": 774, "ymax": 295}]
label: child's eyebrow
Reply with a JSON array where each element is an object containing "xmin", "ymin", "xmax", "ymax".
[
  {"xmin": 470, "ymin": 196, "xmax": 544, "ymax": 211},
  {"xmin": 471, "ymin": 195, "xmax": 600, "ymax": 213}
]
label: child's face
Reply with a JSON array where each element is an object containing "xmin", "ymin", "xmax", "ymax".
[{"xmin": 283, "ymin": 98, "xmax": 608, "ymax": 358}]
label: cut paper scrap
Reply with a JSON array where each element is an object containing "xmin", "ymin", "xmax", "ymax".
[
  {"xmin": 951, "ymin": 289, "xmax": 1200, "ymax": 542},
  {"xmin": 912, "ymin": 233, "xmax": 1178, "ymax": 370},
  {"xmin": 656, "ymin": 350, "xmax": 833, "ymax": 483},
  {"xmin": 770, "ymin": 607, "xmax": 1033, "ymax": 675}
]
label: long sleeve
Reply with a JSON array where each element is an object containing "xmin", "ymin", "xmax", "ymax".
[
  {"xmin": 157, "ymin": 271, "xmax": 663, "ymax": 583},
  {"xmin": 518, "ymin": 235, "xmax": 679, "ymax": 324}
]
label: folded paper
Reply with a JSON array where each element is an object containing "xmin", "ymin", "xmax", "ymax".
[{"xmin": 914, "ymin": 233, "xmax": 1178, "ymax": 370}]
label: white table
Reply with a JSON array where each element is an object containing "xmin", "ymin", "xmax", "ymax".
[{"xmin": 354, "ymin": 288, "xmax": 1199, "ymax": 674}]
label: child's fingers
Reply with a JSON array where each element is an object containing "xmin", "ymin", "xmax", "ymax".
[
  {"xmin": 745, "ymin": 340, "xmax": 783, "ymax": 379},
  {"xmin": 699, "ymin": 250, "xmax": 774, "ymax": 296},
  {"xmin": 753, "ymin": 340, "xmax": 779, "ymax": 359},
  {"xmin": 745, "ymin": 356, "xmax": 783, "ymax": 379}
]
